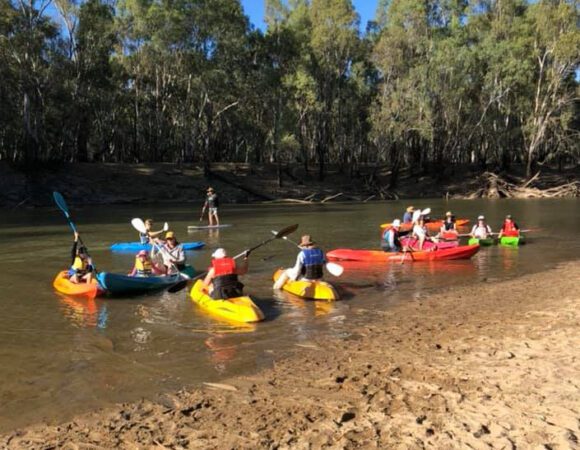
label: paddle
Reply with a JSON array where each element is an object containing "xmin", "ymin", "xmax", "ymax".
[
  {"xmin": 132, "ymin": 218, "xmax": 189, "ymax": 293},
  {"xmin": 53, "ymin": 191, "xmax": 97, "ymax": 273},
  {"xmin": 271, "ymin": 232, "xmax": 344, "ymax": 277}
]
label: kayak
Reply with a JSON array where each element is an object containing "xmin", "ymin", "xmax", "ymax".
[
  {"xmin": 499, "ymin": 236, "xmax": 526, "ymax": 247},
  {"xmin": 110, "ymin": 242, "xmax": 205, "ymax": 252},
  {"xmin": 380, "ymin": 219, "xmax": 470, "ymax": 232},
  {"xmin": 53, "ymin": 271, "xmax": 103, "ymax": 298},
  {"xmin": 272, "ymin": 269, "xmax": 339, "ymax": 301},
  {"xmin": 468, "ymin": 237, "xmax": 495, "ymax": 246},
  {"xmin": 440, "ymin": 231, "xmax": 459, "ymax": 240},
  {"xmin": 97, "ymin": 272, "xmax": 182, "ymax": 296},
  {"xmin": 190, "ymin": 280, "xmax": 264, "ymax": 323},
  {"xmin": 327, "ymin": 244, "xmax": 480, "ymax": 262},
  {"xmin": 187, "ymin": 224, "xmax": 232, "ymax": 231},
  {"xmin": 180, "ymin": 265, "xmax": 199, "ymax": 278},
  {"xmin": 400, "ymin": 237, "xmax": 458, "ymax": 250}
]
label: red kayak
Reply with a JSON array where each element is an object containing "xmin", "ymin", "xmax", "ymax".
[
  {"xmin": 400, "ymin": 237, "xmax": 458, "ymax": 250},
  {"xmin": 380, "ymin": 219, "xmax": 470, "ymax": 232},
  {"xmin": 327, "ymin": 244, "xmax": 480, "ymax": 262}
]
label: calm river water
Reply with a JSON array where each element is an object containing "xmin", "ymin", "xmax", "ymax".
[{"xmin": 0, "ymin": 199, "xmax": 578, "ymax": 431}]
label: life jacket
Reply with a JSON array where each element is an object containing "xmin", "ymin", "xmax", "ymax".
[
  {"xmin": 134, "ymin": 257, "xmax": 153, "ymax": 276},
  {"xmin": 211, "ymin": 258, "xmax": 243, "ymax": 299},
  {"xmin": 472, "ymin": 224, "xmax": 491, "ymax": 238},
  {"xmin": 301, "ymin": 248, "xmax": 324, "ymax": 280},
  {"xmin": 443, "ymin": 221, "xmax": 455, "ymax": 231},
  {"xmin": 502, "ymin": 220, "xmax": 519, "ymax": 237},
  {"xmin": 71, "ymin": 256, "xmax": 89, "ymax": 274}
]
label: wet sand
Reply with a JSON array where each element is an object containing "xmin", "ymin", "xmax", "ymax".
[{"xmin": 3, "ymin": 261, "xmax": 579, "ymax": 449}]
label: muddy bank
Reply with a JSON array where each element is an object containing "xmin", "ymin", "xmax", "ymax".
[
  {"xmin": 3, "ymin": 261, "xmax": 579, "ymax": 449},
  {"xmin": 1, "ymin": 162, "xmax": 577, "ymax": 208}
]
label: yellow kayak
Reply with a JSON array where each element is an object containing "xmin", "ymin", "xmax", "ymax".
[
  {"xmin": 189, "ymin": 280, "xmax": 264, "ymax": 323},
  {"xmin": 273, "ymin": 269, "xmax": 339, "ymax": 301}
]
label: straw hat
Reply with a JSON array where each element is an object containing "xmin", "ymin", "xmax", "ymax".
[
  {"xmin": 165, "ymin": 231, "xmax": 175, "ymax": 239},
  {"xmin": 406, "ymin": 206, "xmax": 414, "ymax": 212},
  {"xmin": 299, "ymin": 235, "xmax": 315, "ymax": 247}
]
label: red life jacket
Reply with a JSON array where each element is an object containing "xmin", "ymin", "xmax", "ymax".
[
  {"xmin": 502, "ymin": 220, "xmax": 519, "ymax": 237},
  {"xmin": 211, "ymin": 257, "xmax": 236, "ymax": 276}
]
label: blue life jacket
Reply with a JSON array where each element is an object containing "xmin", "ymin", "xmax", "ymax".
[{"xmin": 301, "ymin": 248, "xmax": 325, "ymax": 280}]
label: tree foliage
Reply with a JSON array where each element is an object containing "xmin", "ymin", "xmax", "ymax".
[{"xmin": 0, "ymin": 0, "xmax": 578, "ymax": 178}]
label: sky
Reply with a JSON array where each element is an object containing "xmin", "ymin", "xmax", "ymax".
[{"xmin": 240, "ymin": 0, "xmax": 379, "ymax": 32}]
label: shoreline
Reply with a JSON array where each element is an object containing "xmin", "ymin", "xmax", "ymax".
[{"xmin": 3, "ymin": 260, "xmax": 579, "ymax": 449}]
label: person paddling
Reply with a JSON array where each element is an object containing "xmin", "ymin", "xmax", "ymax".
[
  {"xmin": 152, "ymin": 231, "xmax": 186, "ymax": 274},
  {"xmin": 412, "ymin": 215, "xmax": 430, "ymax": 250},
  {"xmin": 129, "ymin": 250, "xmax": 164, "ymax": 277},
  {"xmin": 498, "ymin": 214, "xmax": 520, "ymax": 238},
  {"xmin": 402, "ymin": 206, "xmax": 414, "ymax": 224},
  {"xmin": 201, "ymin": 187, "xmax": 220, "ymax": 226},
  {"xmin": 203, "ymin": 248, "xmax": 248, "ymax": 299},
  {"xmin": 68, "ymin": 232, "xmax": 95, "ymax": 284},
  {"xmin": 381, "ymin": 219, "xmax": 410, "ymax": 252},
  {"xmin": 274, "ymin": 235, "xmax": 326, "ymax": 290},
  {"xmin": 139, "ymin": 219, "xmax": 165, "ymax": 244},
  {"xmin": 439, "ymin": 211, "xmax": 458, "ymax": 240},
  {"xmin": 470, "ymin": 215, "xmax": 493, "ymax": 239}
]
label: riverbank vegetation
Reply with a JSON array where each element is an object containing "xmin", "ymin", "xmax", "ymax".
[{"xmin": 1, "ymin": 0, "xmax": 578, "ymax": 184}]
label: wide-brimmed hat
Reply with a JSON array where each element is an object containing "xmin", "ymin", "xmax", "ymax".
[
  {"xmin": 212, "ymin": 248, "xmax": 227, "ymax": 258},
  {"xmin": 165, "ymin": 231, "xmax": 175, "ymax": 239},
  {"xmin": 299, "ymin": 235, "xmax": 315, "ymax": 247},
  {"xmin": 406, "ymin": 206, "xmax": 414, "ymax": 212},
  {"xmin": 392, "ymin": 219, "xmax": 401, "ymax": 227}
]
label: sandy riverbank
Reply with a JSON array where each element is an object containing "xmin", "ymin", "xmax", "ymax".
[{"xmin": 2, "ymin": 261, "xmax": 579, "ymax": 449}]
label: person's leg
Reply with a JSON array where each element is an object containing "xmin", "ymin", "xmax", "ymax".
[
  {"xmin": 214, "ymin": 210, "xmax": 220, "ymax": 226},
  {"xmin": 418, "ymin": 235, "xmax": 425, "ymax": 250},
  {"xmin": 208, "ymin": 210, "xmax": 215, "ymax": 226},
  {"xmin": 273, "ymin": 269, "xmax": 291, "ymax": 290},
  {"xmin": 70, "ymin": 273, "xmax": 79, "ymax": 284}
]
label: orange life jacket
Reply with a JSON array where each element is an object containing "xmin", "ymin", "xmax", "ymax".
[
  {"xmin": 502, "ymin": 220, "xmax": 519, "ymax": 236},
  {"xmin": 211, "ymin": 257, "xmax": 236, "ymax": 276}
]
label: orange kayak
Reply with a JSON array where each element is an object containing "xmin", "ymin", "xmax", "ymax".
[
  {"xmin": 327, "ymin": 244, "xmax": 480, "ymax": 262},
  {"xmin": 380, "ymin": 219, "xmax": 470, "ymax": 232},
  {"xmin": 53, "ymin": 271, "xmax": 103, "ymax": 298},
  {"xmin": 273, "ymin": 269, "xmax": 339, "ymax": 301}
]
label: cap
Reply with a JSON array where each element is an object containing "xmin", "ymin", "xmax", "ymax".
[
  {"xmin": 165, "ymin": 231, "xmax": 175, "ymax": 239},
  {"xmin": 406, "ymin": 206, "xmax": 414, "ymax": 212},
  {"xmin": 506, "ymin": 214, "xmax": 512, "ymax": 219},
  {"xmin": 446, "ymin": 211, "xmax": 452, "ymax": 216},
  {"xmin": 392, "ymin": 219, "xmax": 401, "ymax": 227},
  {"xmin": 137, "ymin": 250, "xmax": 148, "ymax": 257},
  {"xmin": 212, "ymin": 248, "xmax": 227, "ymax": 259},
  {"xmin": 478, "ymin": 215, "xmax": 485, "ymax": 220},
  {"xmin": 299, "ymin": 235, "xmax": 315, "ymax": 247}
]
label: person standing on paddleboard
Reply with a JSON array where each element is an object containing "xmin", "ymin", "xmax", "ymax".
[
  {"xmin": 274, "ymin": 235, "xmax": 326, "ymax": 290},
  {"xmin": 201, "ymin": 187, "xmax": 220, "ymax": 227}
]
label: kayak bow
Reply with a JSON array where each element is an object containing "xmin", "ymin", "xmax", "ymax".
[{"xmin": 272, "ymin": 269, "xmax": 339, "ymax": 301}]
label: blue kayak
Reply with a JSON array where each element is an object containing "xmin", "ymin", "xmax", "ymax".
[
  {"xmin": 110, "ymin": 242, "xmax": 204, "ymax": 252},
  {"xmin": 97, "ymin": 272, "xmax": 183, "ymax": 296}
]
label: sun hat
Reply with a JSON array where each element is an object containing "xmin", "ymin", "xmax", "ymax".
[
  {"xmin": 299, "ymin": 235, "xmax": 315, "ymax": 247},
  {"xmin": 212, "ymin": 248, "xmax": 227, "ymax": 259},
  {"xmin": 446, "ymin": 211, "xmax": 452, "ymax": 216},
  {"xmin": 406, "ymin": 206, "xmax": 414, "ymax": 212},
  {"xmin": 478, "ymin": 215, "xmax": 485, "ymax": 220},
  {"xmin": 392, "ymin": 219, "xmax": 401, "ymax": 227},
  {"xmin": 165, "ymin": 231, "xmax": 175, "ymax": 239}
]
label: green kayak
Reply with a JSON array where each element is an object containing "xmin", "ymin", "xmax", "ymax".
[
  {"xmin": 499, "ymin": 236, "xmax": 526, "ymax": 247},
  {"xmin": 468, "ymin": 237, "xmax": 494, "ymax": 246}
]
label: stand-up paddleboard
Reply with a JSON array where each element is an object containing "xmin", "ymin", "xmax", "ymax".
[{"xmin": 188, "ymin": 224, "xmax": 232, "ymax": 231}]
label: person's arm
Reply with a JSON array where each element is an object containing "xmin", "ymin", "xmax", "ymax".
[
  {"xmin": 236, "ymin": 255, "xmax": 249, "ymax": 275},
  {"xmin": 71, "ymin": 233, "xmax": 79, "ymax": 265},
  {"xmin": 203, "ymin": 268, "xmax": 214, "ymax": 287},
  {"xmin": 173, "ymin": 246, "xmax": 185, "ymax": 264}
]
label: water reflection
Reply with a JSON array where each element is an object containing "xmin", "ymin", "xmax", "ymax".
[{"xmin": 58, "ymin": 296, "xmax": 108, "ymax": 329}]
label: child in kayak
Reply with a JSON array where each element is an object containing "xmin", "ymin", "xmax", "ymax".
[
  {"xmin": 402, "ymin": 206, "xmax": 414, "ymax": 224},
  {"xmin": 139, "ymin": 219, "xmax": 165, "ymax": 244},
  {"xmin": 274, "ymin": 235, "xmax": 326, "ymax": 290},
  {"xmin": 381, "ymin": 219, "xmax": 411, "ymax": 252},
  {"xmin": 69, "ymin": 232, "xmax": 95, "ymax": 284},
  {"xmin": 498, "ymin": 215, "xmax": 520, "ymax": 238},
  {"xmin": 129, "ymin": 250, "xmax": 164, "ymax": 277},
  {"xmin": 203, "ymin": 248, "xmax": 249, "ymax": 299},
  {"xmin": 152, "ymin": 231, "xmax": 186, "ymax": 274},
  {"xmin": 470, "ymin": 215, "xmax": 493, "ymax": 239}
]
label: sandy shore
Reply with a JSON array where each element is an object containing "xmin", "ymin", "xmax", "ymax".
[{"xmin": 3, "ymin": 262, "xmax": 579, "ymax": 449}]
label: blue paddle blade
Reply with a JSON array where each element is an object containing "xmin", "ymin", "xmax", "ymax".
[{"xmin": 53, "ymin": 191, "xmax": 69, "ymax": 215}]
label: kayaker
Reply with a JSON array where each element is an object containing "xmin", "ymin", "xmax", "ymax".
[
  {"xmin": 470, "ymin": 215, "xmax": 493, "ymax": 239},
  {"xmin": 381, "ymin": 219, "xmax": 410, "ymax": 252},
  {"xmin": 203, "ymin": 248, "xmax": 248, "ymax": 299},
  {"xmin": 412, "ymin": 216, "xmax": 430, "ymax": 250},
  {"xmin": 201, "ymin": 187, "xmax": 220, "ymax": 227},
  {"xmin": 129, "ymin": 250, "xmax": 164, "ymax": 277},
  {"xmin": 402, "ymin": 206, "xmax": 414, "ymax": 224},
  {"xmin": 152, "ymin": 231, "xmax": 186, "ymax": 274},
  {"xmin": 69, "ymin": 232, "xmax": 95, "ymax": 284},
  {"xmin": 139, "ymin": 219, "xmax": 165, "ymax": 244},
  {"xmin": 274, "ymin": 235, "xmax": 326, "ymax": 290},
  {"xmin": 440, "ymin": 211, "xmax": 456, "ymax": 232},
  {"xmin": 498, "ymin": 214, "xmax": 520, "ymax": 238}
]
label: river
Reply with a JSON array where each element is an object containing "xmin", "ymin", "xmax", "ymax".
[{"xmin": 0, "ymin": 198, "xmax": 578, "ymax": 431}]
